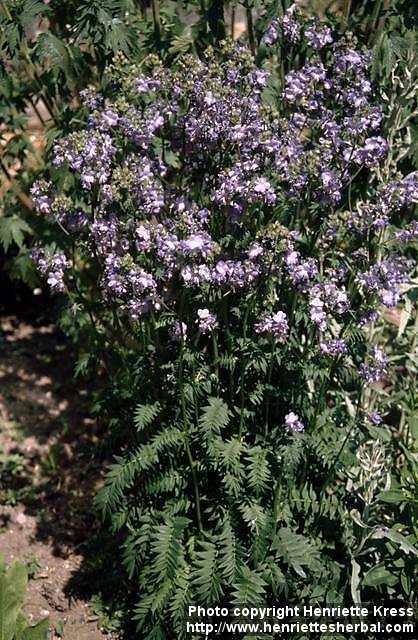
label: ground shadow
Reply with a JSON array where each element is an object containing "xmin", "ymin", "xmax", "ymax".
[{"xmin": 0, "ymin": 309, "xmax": 105, "ymax": 553}]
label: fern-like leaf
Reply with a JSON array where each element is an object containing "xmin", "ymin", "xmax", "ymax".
[
  {"xmin": 95, "ymin": 445, "xmax": 158, "ymax": 517},
  {"xmin": 199, "ymin": 397, "xmax": 231, "ymax": 440},
  {"xmin": 192, "ymin": 540, "xmax": 223, "ymax": 603},
  {"xmin": 150, "ymin": 517, "xmax": 189, "ymax": 582},
  {"xmin": 134, "ymin": 402, "xmax": 161, "ymax": 431},
  {"xmin": 218, "ymin": 514, "xmax": 240, "ymax": 584},
  {"xmin": 245, "ymin": 446, "xmax": 271, "ymax": 494},
  {"xmin": 231, "ymin": 564, "xmax": 266, "ymax": 606},
  {"xmin": 272, "ymin": 527, "xmax": 320, "ymax": 578}
]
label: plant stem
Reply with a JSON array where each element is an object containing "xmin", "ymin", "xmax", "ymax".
[
  {"xmin": 238, "ymin": 303, "xmax": 250, "ymax": 439},
  {"xmin": 27, "ymin": 96, "xmax": 47, "ymax": 126},
  {"xmin": 231, "ymin": 5, "xmax": 236, "ymax": 39},
  {"xmin": 264, "ymin": 340, "xmax": 276, "ymax": 437},
  {"xmin": 222, "ymin": 295, "xmax": 234, "ymax": 406},
  {"xmin": 344, "ymin": 0, "xmax": 352, "ymax": 20},
  {"xmin": 245, "ymin": 5, "xmax": 256, "ymax": 56},
  {"xmin": 207, "ymin": 0, "xmax": 226, "ymax": 42},
  {"xmin": 20, "ymin": 43, "xmax": 59, "ymax": 125},
  {"xmin": 179, "ymin": 341, "xmax": 204, "ymax": 535},
  {"xmin": 273, "ymin": 467, "xmax": 283, "ymax": 524},
  {"xmin": 178, "ymin": 296, "xmax": 204, "ymax": 535},
  {"xmin": 0, "ymin": 0, "xmax": 12, "ymax": 21},
  {"xmin": 151, "ymin": 0, "xmax": 161, "ymax": 44},
  {"xmin": 212, "ymin": 329, "xmax": 220, "ymax": 389},
  {"xmin": 368, "ymin": 0, "xmax": 383, "ymax": 43}
]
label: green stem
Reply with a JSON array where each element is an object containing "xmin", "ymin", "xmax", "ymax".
[
  {"xmin": 212, "ymin": 329, "xmax": 220, "ymax": 389},
  {"xmin": 231, "ymin": 5, "xmax": 236, "ymax": 39},
  {"xmin": 179, "ymin": 341, "xmax": 204, "ymax": 535},
  {"xmin": 178, "ymin": 296, "xmax": 204, "ymax": 535},
  {"xmin": 222, "ymin": 296, "xmax": 234, "ymax": 406},
  {"xmin": 368, "ymin": 0, "xmax": 383, "ymax": 43},
  {"xmin": 70, "ymin": 247, "xmax": 111, "ymax": 375},
  {"xmin": 21, "ymin": 50, "xmax": 59, "ymax": 125},
  {"xmin": 151, "ymin": 0, "xmax": 161, "ymax": 44},
  {"xmin": 0, "ymin": 0, "xmax": 12, "ymax": 20},
  {"xmin": 311, "ymin": 360, "xmax": 337, "ymax": 429},
  {"xmin": 273, "ymin": 467, "xmax": 283, "ymax": 524},
  {"xmin": 207, "ymin": 0, "xmax": 226, "ymax": 42},
  {"xmin": 344, "ymin": 0, "xmax": 352, "ymax": 20},
  {"xmin": 27, "ymin": 95, "xmax": 47, "ymax": 127},
  {"xmin": 264, "ymin": 340, "xmax": 276, "ymax": 437},
  {"xmin": 238, "ymin": 304, "xmax": 250, "ymax": 439},
  {"xmin": 245, "ymin": 5, "xmax": 256, "ymax": 56}
]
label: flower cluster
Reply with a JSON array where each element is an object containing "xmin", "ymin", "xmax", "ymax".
[
  {"xmin": 254, "ymin": 311, "xmax": 289, "ymax": 342},
  {"xmin": 359, "ymin": 346, "xmax": 388, "ymax": 384},
  {"xmin": 31, "ymin": 17, "xmax": 415, "ymax": 436},
  {"xmin": 356, "ymin": 256, "xmax": 414, "ymax": 308},
  {"xmin": 366, "ymin": 411, "xmax": 383, "ymax": 425},
  {"xmin": 53, "ymin": 131, "xmax": 116, "ymax": 190},
  {"xmin": 196, "ymin": 309, "xmax": 218, "ymax": 334},
  {"xmin": 284, "ymin": 412, "xmax": 305, "ymax": 433},
  {"xmin": 30, "ymin": 248, "xmax": 69, "ymax": 293},
  {"xmin": 309, "ymin": 282, "xmax": 349, "ymax": 331},
  {"xmin": 263, "ymin": 5, "xmax": 332, "ymax": 48},
  {"xmin": 349, "ymin": 172, "xmax": 418, "ymax": 232},
  {"xmin": 319, "ymin": 339, "xmax": 348, "ymax": 357}
]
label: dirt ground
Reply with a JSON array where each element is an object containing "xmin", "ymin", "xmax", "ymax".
[{"xmin": 0, "ymin": 313, "xmax": 117, "ymax": 639}]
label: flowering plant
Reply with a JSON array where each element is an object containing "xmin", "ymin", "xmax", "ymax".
[{"xmin": 31, "ymin": 6, "xmax": 417, "ymax": 636}]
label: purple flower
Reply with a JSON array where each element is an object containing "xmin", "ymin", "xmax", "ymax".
[
  {"xmin": 31, "ymin": 181, "xmax": 52, "ymax": 214},
  {"xmin": 31, "ymin": 248, "xmax": 69, "ymax": 293},
  {"xmin": 263, "ymin": 18, "xmax": 279, "ymax": 45},
  {"xmin": 247, "ymin": 243, "xmax": 264, "ymax": 259},
  {"xmin": 356, "ymin": 256, "xmax": 414, "ymax": 308},
  {"xmin": 284, "ymin": 248, "xmax": 318, "ymax": 289},
  {"xmin": 196, "ymin": 309, "xmax": 217, "ymax": 333},
  {"xmin": 366, "ymin": 412, "xmax": 383, "ymax": 425},
  {"xmin": 309, "ymin": 282, "xmax": 349, "ymax": 330},
  {"xmin": 394, "ymin": 220, "xmax": 418, "ymax": 244},
  {"xmin": 359, "ymin": 309, "xmax": 379, "ymax": 326},
  {"xmin": 284, "ymin": 412, "xmax": 305, "ymax": 433},
  {"xmin": 321, "ymin": 170, "xmax": 342, "ymax": 203},
  {"xmin": 305, "ymin": 23, "xmax": 333, "ymax": 49},
  {"xmin": 319, "ymin": 339, "xmax": 347, "ymax": 357},
  {"xmin": 281, "ymin": 5, "xmax": 301, "ymax": 43},
  {"xmin": 79, "ymin": 87, "xmax": 102, "ymax": 109},
  {"xmin": 101, "ymin": 109, "xmax": 119, "ymax": 128},
  {"xmin": 181, "ymin": 233, "xmax": 214, "ymax": 257},
  {"xmin": 255, "ymin": 311, "xmax": 289, "ymax": 342},
  {"xmin": 351, "ymin": 137, "xmax": 388, "ymax": 167},
  {"xmin": 359, "ymin": 346, "xmax": 387, "ymax": 383},
  {"xmin": 309, "ymin": 296, "xmax": 327, "ymax": 331}
]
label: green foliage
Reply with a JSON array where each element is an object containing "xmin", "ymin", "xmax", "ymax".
[
  {"xmin": 231, "ymin": 565, "xmax": 267, "ymax": 606},
  {"xmin": 43, "ymin": 6, "xmax": 416, "ymax": 632},
  {"xmin": 271, "ymin": 528, "xmax": 320, "ymax": 578},
  {"xmin": 0, "ymin": 557, "xmax": 49, "ymax": 640},
  {"xmin": 134, "ymin": 402, "xmax": 161, "ymax": 432},
  {"xmin": 1, "ymin": 1, "xmax": 417, "ymax": 638},
  {"xmin": 199, "ymin": 397, "xmax": 231, "ymax": 437},
  {"xmin": 192, "ymin": 539, "xmax": 223, "ymax": 603},
  {"xmin": 0, "ymin": 216, "xmax": 31, "ymax": 253}
]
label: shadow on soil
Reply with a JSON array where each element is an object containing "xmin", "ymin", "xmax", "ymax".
[{"xmin": 0, "ymin": 283, "xmax": 126, "ymax": 630}]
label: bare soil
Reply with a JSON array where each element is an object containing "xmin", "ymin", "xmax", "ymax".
[{"xmin": 0, "ymin": 314, "xmax": 117, "ymax": 639}]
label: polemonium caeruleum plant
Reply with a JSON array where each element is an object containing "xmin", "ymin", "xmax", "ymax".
[{"xmin": 30, "ymin": 6, "xmax": 417, "ymax": 637}]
